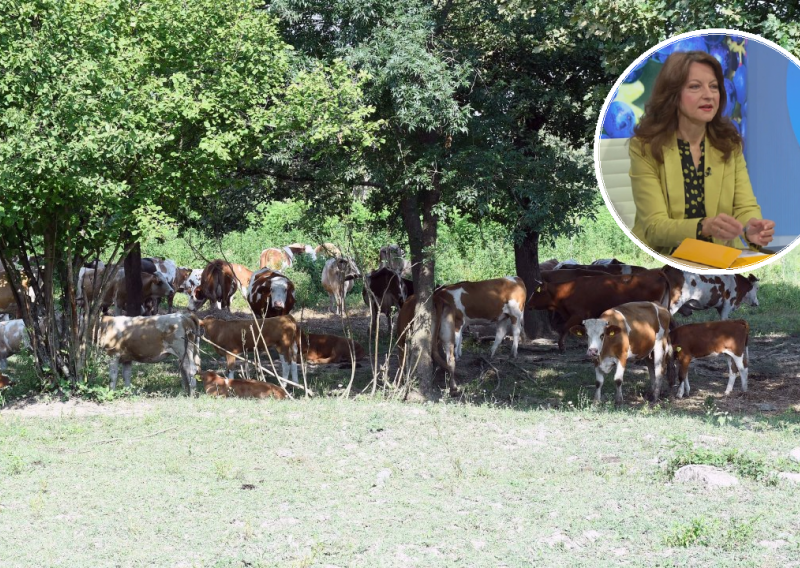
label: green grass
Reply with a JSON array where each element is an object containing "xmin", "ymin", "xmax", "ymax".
[{"xmin": 2, "ymin": 398, "xmax": 800, "ymax": 566}]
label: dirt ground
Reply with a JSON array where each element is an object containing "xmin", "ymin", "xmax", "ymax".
[{"xmin": 3, "ymin": 305, "xmax": 799, "ymax": 418}]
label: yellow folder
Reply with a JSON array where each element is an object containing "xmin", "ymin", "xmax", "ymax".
[{"xmin": 671, "ymin": 238, "xmax": 771, "ymax": 269}]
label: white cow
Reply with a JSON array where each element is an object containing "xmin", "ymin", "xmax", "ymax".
[
  {"xmin": 321, "ymin": 257, "xmax": 361, "ymax": 315},
  {"xmin": 0, "ymin": 319, "xmax": 29, "ymax": 370}
]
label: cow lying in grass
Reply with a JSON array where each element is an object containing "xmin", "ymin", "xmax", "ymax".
[
  {"xmin": 200, "ymin": 315, "xmax": 299, "ymax": 384},
  {"xmin": 300, "ymin": 332, "xmax": 366, "ymax": 365},
  {"xmin": 669, "ymin": 320, "xmax": 750, "ymax": 397},
  {"xmin": 200, "ymin": 370, "xmax": 287, "ymax": 399}
]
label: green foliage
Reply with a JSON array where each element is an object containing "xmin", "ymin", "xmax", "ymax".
[
  {"xmin": 664, "ymin": 517, "xmax": 716, "ymax": 548},
  {"xmin": 667, "ymin": 445, "xmax": 777, "ymax": 485}
]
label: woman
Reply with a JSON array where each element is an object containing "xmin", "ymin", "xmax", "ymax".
[{"xmin": 628, "ymin": 50, "xmax": 775, "ymax": 255}]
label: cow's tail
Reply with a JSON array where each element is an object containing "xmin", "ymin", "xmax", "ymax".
[{"xmin": 657, "ymin": 270, "xmax": 671, "ymax": 309}]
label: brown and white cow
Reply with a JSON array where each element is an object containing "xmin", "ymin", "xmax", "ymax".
[
  {"xmin": 200, "ymin": 370, "xmax": 288, "ymax": 399},
  {"xmin": 0, "ymin": 319, "xmax": 29, "ymax": 370},
  {"xmin": 527, "ymin": 269, "xmax": 671, "ymax": 352},
  {"xmin": 321, "ymin": 257, "xmax": 361, "ymax": 315},
  {"xmin": 285, "ymin": 243, "xmax": 317, "ymax": 261},
  {"xmin": 179, "ymin": 269, "xmax": 205, "ymax": 310},
  {"xmin": 314, "ymin": 243, "xmax": 341, "ymax": 259},
  {"xmin": 300, "ymin": 332, "xmax": 366, "ymax": 364},
  {"xmin": 97, "ymin": 313, "xmax": 202, "ymax": 394},
  {"xmin": 362, "ymin": 266, "xmax": 414, "ymax": 333},
  {"xmin": 0, "ymin": 273, "xmax": 29, "ymax": 318},
  {"xmin": 0, "ymin": 372, "xmax": 14, "ymax": 389},
  {"xmin": 247, "ymin": 268, "xmax": 296, "ymax": 318},
  {"xmin": 396, "ymin": 293, "xmax": 463, "ymax": 395},
  {"xmin": 570, "ymin": 301, "xmax": 673, "ymax": 406},
  {"xmin": 437, "ymin": 277, "xmax": 527, "ymax": 359},
  {"xmin": 669, "ymin": 320, "xmax": 750, "ymax": 397},
  {"xmin": 661, "ymin": 266, "xmax": 759, "ymax": 320},
  {"xmin": 143, "ymin": 258, "xmax": 193, "ymax": 313},
  {"xmin": 190, "ymin": 260, "xmax": 253, "ymax": 311},
  {"xmin": 200, "ymin": 316, "xmax": 300, "ymax": 384},
  {"xmin": 107, "ymin": 270, "xmax": 174, "ymax": 316},
  {"xmin": 260, "ymin": 247, "xmax": 294, "ymax": 271},
  {"xmin": 553, "ymin": 260, "xmax": 647, "ymax": 275}
]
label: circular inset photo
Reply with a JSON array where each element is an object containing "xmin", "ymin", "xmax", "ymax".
[{"xmin": 595, "ymin": 29, "xmax": 800, "ymax": 274}]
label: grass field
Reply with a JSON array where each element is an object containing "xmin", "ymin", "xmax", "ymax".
[{"xmin": 2, "ymin": 397, "xmax": 800, "ymax": 567}]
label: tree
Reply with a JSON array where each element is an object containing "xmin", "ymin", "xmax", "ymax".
[{"xmin": 0, "ymin": 0, "xmax": 377, "ymax": 389}]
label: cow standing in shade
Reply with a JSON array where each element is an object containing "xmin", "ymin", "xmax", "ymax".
[
  {"xmin": 247, "ymin": 268, "xmax": 295, "ymax": 318},
  {"xmin": 662, "ymin": 266, "xmax": 759, "ymax": 319},
  {"xmin": 362, "ymin": 266, "xmax": 413, "ymax": 333},
  {"xmin": 321, "ymin": 257, "xmax": 361, "ymax": 315},
  {"xmin": 570, "ymin": 301, "xmax": 673, "ymax": 406}
]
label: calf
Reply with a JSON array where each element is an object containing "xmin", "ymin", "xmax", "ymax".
[
  {"xmin": 662, "ymin": 266, "xmax": 759, "ymax": 319},
  {"xmin": 97, "ymin": 313, "xmax": 202, "ymax": 394},
  {"xmin": 0, "ymin": 319, "xmax": 28, "ymax": 370},
  {"xmin": 301, "ymin": 332, "xmax": 366, "ymax": 364},
  {"xmin": 362, "ymin": 266, "xmax": 413, "ymax": 333},
  {"xmin": 527, "ymin": 269, "xmax": 671, "ymax": 352},
  {"xmin": 247, "ymin": 268, "xmax": 296, "ymax": 318},
  {"xmin": 200, "ymin": 316, "xmax": 299, "ymax": 384},
  {"xmin": 143, "ymin": 258, "xmax": 193, "ymax": 313},
  {"xmin": 200, "ymin": 370, "xmax": 287, "ymax": 399},
  {"xmin": 570, "ymin": 301, "xmax": 672, "ymax": 406},
  {"xmin": 0, "ymin": 372, "xmax": 14, "ymax": 389},
  {"xmin": 107, "ymin": 270, "xmax": 174, "ymax": 316},
  {"xmin": 437, "ymin": 277, "xmax": 527, "ymax": 359},
  {"xmin": 179, "ymin": 269, "xmax": 205, "ymax": 310},
  {"xmin": 669, "ymin": 320, "xmax": 750, "ymax": 397},
  {"xmin": 260, "ymin": 247, "xmax": 293, "ymax": 271},
  {"xmin": 321, "ymin": 257, "xmax": 361, "ymax": 315},
  {"xmin": 396, "ymin": 293, "xmax": 462, "ymax": 395}
]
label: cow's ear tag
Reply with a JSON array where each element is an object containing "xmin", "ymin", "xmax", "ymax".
[
  {"xmin": 608, "ymin": 330, "xmax": 615, "ymax": 336},
  {"xmin": 676, "ymin": 346, "xmax": 681, "ymax": 352},
  {"xmin": 576, "ymin": 331, "xmax": 582, "ymax": 336},
  {"xmin": 536, "ymin": 286, "xmax": 541, "ymax": 292}
]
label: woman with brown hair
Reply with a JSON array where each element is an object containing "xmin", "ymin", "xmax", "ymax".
[{"xmin": 628, "ymin": 50, "xmax": 775, "ymax": 255}]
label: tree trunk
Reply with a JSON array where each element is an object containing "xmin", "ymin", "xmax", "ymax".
[
  {"xmin": 514, "ymin": 229, "xmax": 552, "ymax": 339},
  {"xmin": 124, "ymin": 241, "xmax": 143, "ymax": 316},
  {"xmin": 401, "ymin": 188, "xmax": 440, "ymax": 399}
]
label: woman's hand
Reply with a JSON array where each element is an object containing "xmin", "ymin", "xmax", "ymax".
[
  {"xmin": 745, "ymin": 218, "xmax": 775, "ymax": 247},
  {"xmin": 700, "ymin": 213, "xmax": 743, "ymax": 240}
]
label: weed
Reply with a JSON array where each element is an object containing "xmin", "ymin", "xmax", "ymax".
[
  {"xmin": 213, "ymin": 460, "xmax": 234, "ymax": 480},
  {"xmin": 5, "ymin": 453, "xmax": 24, "ymax": 475},
  {"xmin": 664, "ymin": 517, "xmax": 716, "ymax": 547},
  {"xmin": 667, "ymin": 445, "xmax": 777, "ymax": 484}
]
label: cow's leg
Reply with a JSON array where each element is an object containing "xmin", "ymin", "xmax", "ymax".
[
  {"xmin": 109, "ymin": 358, "xmax": 120, "ymax": 389},
  {"xmin": 328, "ymin": 293, "xmax": 337, "ymax": 314},
  {"xmin": 719, "ymin": 302, "xmax": 733, "ymax": 320},
  {"xmin": 650, "ymin": 339, "xmax": 665, "ymax": 402},
  {"xmin": 613, "ymin": 362, "xmax": 627, "ymax": 407},
  {"xmin": 490, "ymin": 317, "xmax": 509, "ymax": 359},
  {"xmin": 122, "ymin": 362, "xmax": 133, "ymax": 389},
  {"xmin": 594, "ymin": 367, "xmax": 605, "ymax": 403},
  {"xmin": 676, "ymin": 358, "xmax": 691, "ymax": 398},
  {"xmin": 226, "ymin": 354, "xmax": 236, "ymax": 379},
  {"xmin": 279, "ymin": 354, "xmax": 290, "ymax": 383},
  {"xmin": 725, "ymin": 351, "xmax": 748, "ymax": 395},
  {"xmin": 0, "ymin": 358, "xmax": 6, "ymax": 371},
  {"xmin": 510, "ymin": 316, "xmax": 521, "ymax": 358}
]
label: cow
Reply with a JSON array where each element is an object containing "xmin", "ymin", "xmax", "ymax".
[
  {"xmin": 379, "ymin": 244, "xmax": 412, "ymax": 277},
  {"xmin": 0, "ymin": 319, "xmax": 28, "ymax": 370},
  {"xmin": 362, "ymin": 266, "xmax": 414, "ymax": 333},
  {"xmin": 553, "ymin": 261, "xmax": 647, "ymax": 275},
  {"xmin": 190, "ymin": 260, "xmax": 253, "ymax": 311},
  {"xmin": 661, "ymin": 266, "xmax": 759, "ymax": 319},
  {"xmin": 97, "ymin": 313, "xmax": 202, "ymax": 394},
  {"xmin": 570, "ymin": 301, "xmax": 673, "ymax": 406},
  {"xmin": 321, "ymin": 257, "xmax": 361, "ymax": 315},
  {"xmin": 179, "ymin": 269, "xmax": 204, "ymax": 310},
  {"xmin": 300, "ymin": 332, "xmax": 366, "ymax": 364},
  {"xmin": 541, "ymin": 268, "xmax": 610, "ymax": 284},
  {"xmin": 260, "ymin": 247, "xmax": 293, "ymax": 271},
  {"xmin": 527, "ymin": 269, "xmax": 672, "ymax": 352},
  {"xmin": 200, "ymin": 316, "xmax": 299, "ymax": 384},
  {"xmin": 142, "ymin": 258, "xmax": 193, "ymax": 313},
  {"xmin": 0, "ymin": 273, "xmax": 28, "ymax": 318},
  {"xmin": 669, "ymin": 320, "xmax": 750, "ymax": 398},
  {"xmin": 396, "ymin": 293, "xmax": 462, "ymax": 395},
  {"xmin": 107, "ymin": 270, "xmax": 174, "ymax": 316},
  {"xmin": 0, "ymin": 372, "xmax": 14, "ymax": 389},
  {"xmin": 285, "ymin": 243, "xmax": 317, "ymax": 261},
  {"xmin": 200, "ymin": 371, "xmax": 288, "ymax": 399},
  {"xmin": 314, "ymin": 243, "xmax": 341, "ymax": 259},
  {"xmin": 247, "ymin": 268, "xmax": 296, "ymax": 318},
  {"xmin": 539, "ymin": 258, "xmax": 560, "ymax": 271},
  {"xmin": 436, "ymin": 277, "xmax": 527, "ymax": 359}
]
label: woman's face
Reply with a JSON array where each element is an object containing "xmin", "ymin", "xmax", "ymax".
[{"xmin": 678, "ymin": 62, "xmax": 720, "ymax": 125}]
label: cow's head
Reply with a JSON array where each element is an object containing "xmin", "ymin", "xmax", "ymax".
[
  {"xmin": 0, "ymin": 372, "xmax": 15, "ymax": 389},
  {"xmin": 526, "ymin": 280, "xmax": 553, "ymax": 310},
  {"xmin": 269, "ymin": 276, "xmax": 291, "ymax": 309},
  {"xmin": 337, "ymin": 258, "xmax": 361, "ymax": 281},
  {"xmin": 573, "ymin": 318, "xmax": 621, "ymax": 361}
]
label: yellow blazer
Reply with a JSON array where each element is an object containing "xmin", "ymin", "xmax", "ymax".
[{"xmin": 628, "ymin": 133, "xmax": 761, "ymax": 255}]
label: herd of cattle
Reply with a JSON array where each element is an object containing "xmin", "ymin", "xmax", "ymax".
[{"xmin": 0, "ymin": 248, "xmax": 761, "ymax": 405}]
